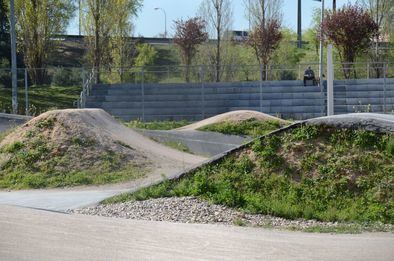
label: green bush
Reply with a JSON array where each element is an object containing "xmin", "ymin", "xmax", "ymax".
[{"xmin": 52, "ymin": 68, "xmax": 82, "ymax": 87}]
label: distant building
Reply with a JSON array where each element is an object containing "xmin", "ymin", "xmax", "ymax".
[{"xmin": 224, "ymin": 30, "xmax": 249, "ymax": 42}]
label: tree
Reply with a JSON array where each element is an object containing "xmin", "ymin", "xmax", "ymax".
[
  {"xmin": 199, "ymin": 0, "xmax": 232, "ymax": 82},
  {"xmin": 248, "ymin": 0, "xmax": 283, "ymax": 26},
  {"xmin": 83, "ymin": 0, "xmax": 112, "ymax": 83},
  {"xmin": 0, "ymin": 0, "xmax": 10, "ymax": 62},
  {"xmin": 109, "ymin": 0, "xmax": 140, "ymax": 82},
  {"xmin": 173, "ymin": 17, "xmax": 208, "ymax": 82},
  {"xmin": 321, "ymin": 5, "xmax": 379, "ymax": 79},
  {"xmin": 133, "ymin": 43, "xmax": 158, "ymax": 82},
  {"xmin": 247, "ymin": 19, "xmax": 282, "ymax": 80},
  {"xmin": 83, "ymin": 0, "xmax": 141, "ymax": 83},
  {"xmin": 360, "ymin": 0, "xmax": 394, "ymax": 77},
  {"xmin": 15, "ymin": 0, "xmax": 74, "ymax": 84},
  {"xmin": 0, "ymin": 1, "xmax": 11, "ymax": 88}
]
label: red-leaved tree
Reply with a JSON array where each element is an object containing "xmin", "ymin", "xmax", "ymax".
[
  {"xmin": 174, "ymin": 18, "xmax": 208, "ymax": 82},
  {"xmin": 321, "ymin": 5, "xmax": 379, "ymax": 79},
  {"xmin": 247, "ymin": 19, "xmax": 282, "ymax": 81}
]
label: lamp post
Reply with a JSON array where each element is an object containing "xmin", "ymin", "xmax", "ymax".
[
  {"xmin": 10, "ymin": 0, "xmax": 17, "ymax": 114},
  {"xmin": 313, "ymin": 0, "xmax": 325, "ymax": 87},
  {"xmin": 154, "ymin": 7, "xmax": 167, "ymax": 38},
  {"xmin": 297, "ymin": 0, "xmax": 302, "ymax": 48}
]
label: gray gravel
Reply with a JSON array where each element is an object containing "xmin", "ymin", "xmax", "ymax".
[{"xmin": 71, "ymin": 197, "xmax": 393, "ymax": 231}]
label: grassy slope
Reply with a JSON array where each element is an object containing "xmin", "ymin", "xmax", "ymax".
[
  {"xmin": 125, "ymin": 120, "xmax": 191, "ymax": 130},
  {"xmin": 0, "ymin": 85, "xmax": 81, "ymax": 115},
  {"xmin": 104, "ymin": 125, "xmax": 394, "ymax": 224},
  {"xmin": 198, "ymin": 119, "xmax": 289, "ymax": 137},
  {"xmin": 0, "ymin": 118, "xmax": 143, "ymax": 189}
]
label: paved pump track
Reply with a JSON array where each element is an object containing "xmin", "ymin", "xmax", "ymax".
[
  {"xmin": 0, "ymin": 205, "xmax": 393, "ymax": 261},
  {"xmin": 0, "ymin": 112, "xmax": 393, "ymax": 211},
  {"xmin": 1, "ymin": 112, "xmax": 393, "ymax": 260}
]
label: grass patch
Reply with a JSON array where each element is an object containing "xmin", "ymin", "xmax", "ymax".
[
  {"xmin": 125, "ymin": 120, "xmax": 191, "ymax": 130},
  {"xmin": 0, "ymin": 85, "xmax": 81, "ymax": 115},
  {"xmin": 161, "ymin": 140, "xmax": 191, "ymax": 153},
  {"xmin": 198, "ymin": 119, "xmax": 289, "ymax": 137},
  {"xmin": 103, "ymin": 125, "xmax": 394, "ymax": 225}
]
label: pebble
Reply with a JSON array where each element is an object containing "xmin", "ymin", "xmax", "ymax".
[{"xmin": 71, "ymin": 196, "xmax": 393, "ymax": 231}]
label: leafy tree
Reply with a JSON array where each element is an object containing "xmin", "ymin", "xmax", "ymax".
[
  {"xmin": 247, "ymin": 19, "xmax": 282, "ymax": 80},
  {"xmin": 134, "ymin": 43, "xmax": 158, "ymax": 82},
  {"xmin": 15, "ymin": 0, "xmax": 74, "ymax": 84},
  {"xmin": 0, "ymin": 1, "xmax": 11, "ymax": 88},
  {"xmin": 360, "ymin": 0, "xmax": 394, "ymax": 77},
  {"xmin": 110, "ymin": 0, "xmax": 140, "ymax": 82},
  {"xmin": 83, "ymin": 0, "xmax": 113, "ymax": 83},
  {"xmin": 321, "ymin": 5, "xmax": 379, "ymax": 79},
  {"xmin": 83, "ymin": 0, "xmax": 141, "ymax": 83},
  {"xmin": 199, "ymin": 0, "xmax": 233, "ymax": 82},
  {"xmin": 0, "ymin": 0, "xmax": 10, "ymax": 62},
  {"xmin": 173, "ymin": 17, "xmax": 208, "ymax": 82}
]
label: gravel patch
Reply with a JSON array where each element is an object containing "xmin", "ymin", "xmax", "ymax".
[{"xmin": 71, "ymin": 197, "xmax": 393, "ymax": 231}]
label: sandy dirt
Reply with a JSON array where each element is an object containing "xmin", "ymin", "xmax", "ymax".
[
  {"xmin": 0, "ymin": 109, "xmax": 205, "ymax": 176},
  {"xmin": 177, "ymin": 110, "xmax": 289, "ymax": 131}
]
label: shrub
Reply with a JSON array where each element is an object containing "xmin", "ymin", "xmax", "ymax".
[{"xmin": 52, "ymin": 68, "xmax": 82, "ymax": 87}]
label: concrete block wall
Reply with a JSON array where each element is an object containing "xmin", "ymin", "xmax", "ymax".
[{"xmin": 86, "ymin": 78, "xmax": 394, "ymax": 121}]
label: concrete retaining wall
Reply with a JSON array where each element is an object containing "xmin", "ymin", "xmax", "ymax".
[{"xmin": 86, "ymin": 78, "xmax": 394, "ymax": 121}]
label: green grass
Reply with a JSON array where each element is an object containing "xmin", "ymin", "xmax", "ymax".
[
  {"xmin": 103, "ymin": 125, "xmax": 394, "ymax": 225},
  {"xmin": 0, "ymin": 85, "xmax": 81, "ymax": 115},
  {"xmin": 125, "ymin": 120, "xmax": 191, "ymax": 130},
  {"xmin": 198, "ymin": 119, "xmax": 289, "ymax": 137},
  {"xmin": 161, "ymin": 140, "xmax": 191, "ymax": 153}
]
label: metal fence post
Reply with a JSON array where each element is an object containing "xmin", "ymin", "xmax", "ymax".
[
  {"xmin": 367, "ymin": 62, "xmax": 369, "ymax": 79},
  {"xmin": 141, "ymin": 69, "xmax": 145, "ymax": 121},
  {"xmin": 200, "ymin": 66, "xmax": 205, "ymax": 120},
  {"xmin": 24, "ymin": 69, "xmax": 29, "ymax": 116},
  {"xmin": 259, "ymin": 64, "xmax": 263, "ymax": 113}
]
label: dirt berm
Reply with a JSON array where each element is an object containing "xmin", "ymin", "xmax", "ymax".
[
  {"xmin": 0, "ymin": 109, "xmax": 205, "ymax": 187},
  {"xmin": 177, "ymin": 110, "xmax": 289, "ymax": 131}
]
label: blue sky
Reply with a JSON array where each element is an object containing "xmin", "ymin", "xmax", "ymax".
[{"xmin": 67, "ymin": 0, "xmax": 357, "ymax": 37}]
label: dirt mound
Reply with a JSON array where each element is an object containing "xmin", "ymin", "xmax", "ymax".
[
  {"xmin": 0, "ymin": 109, "xmax": 205, "ymax": 188},
  {"xmin": 177, "ymin": 110, "xmax": 289, "ymax": 131}
]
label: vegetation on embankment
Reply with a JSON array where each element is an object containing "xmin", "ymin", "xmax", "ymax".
[
  {"xmin": 0, "ymin": 85, "xmax": 81, "ymax": 115},
  {"xmin": 104, "ymin": 125, "xmax": 394, "ymax": 224},
  {"xmin": 125, "ymin": 120, "xmax": 191, "ymax": 130},
  {"xmin": 198, "ymin": 118, "xmax": 289, "ymax": 137},
  {"xmin": 0, "ymin": 111, "xmax": 147, "ymax": 189}
]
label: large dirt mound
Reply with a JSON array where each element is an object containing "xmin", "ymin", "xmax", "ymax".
[
  {"xmin": 0, "ymin": 109, "xmax": 150, "ymax": 173},
  {"xmin": 0, "ymin": 109, "xmax": 205, "ymax": 188},
  {"xmin": 177, "ymin": 110, "xmax": 289, "ymax": 131}
]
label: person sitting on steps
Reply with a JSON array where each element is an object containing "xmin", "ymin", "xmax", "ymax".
[{"xmin": 303, "ymin": 66, "xmax": 316, "ymax": 86}]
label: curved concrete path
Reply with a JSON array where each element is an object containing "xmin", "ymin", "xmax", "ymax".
[
  {"xmin": 0, "ymin": 112, "xmax": 393, "ymax": 212},
  {"xmin": 1, "ymin": 205, "xmax": 393, "ymax": 261}
]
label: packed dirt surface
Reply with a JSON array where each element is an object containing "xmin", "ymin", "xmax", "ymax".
[
  {"xmin": 177, "ymin": 110, "xmax": 289, "ymax": 131},
  {"xmin": 0, "ymin": 109, "xmax": 205, "ymax": 187}
]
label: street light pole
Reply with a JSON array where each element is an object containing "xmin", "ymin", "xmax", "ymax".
[
  {"xmin": 297, "ymin": 0, "xmax": 302, "ymax": 48},
  {"xmin": 10, "ymin": 0, "xmax": 18, "ymax": 114},
  {"xmin": 318, "ymin": 0, "xmax": 325, "ymax": 87},
  {"xmin": 154, "ymin": 7, "xmax": 167, "ymax": 38}
]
